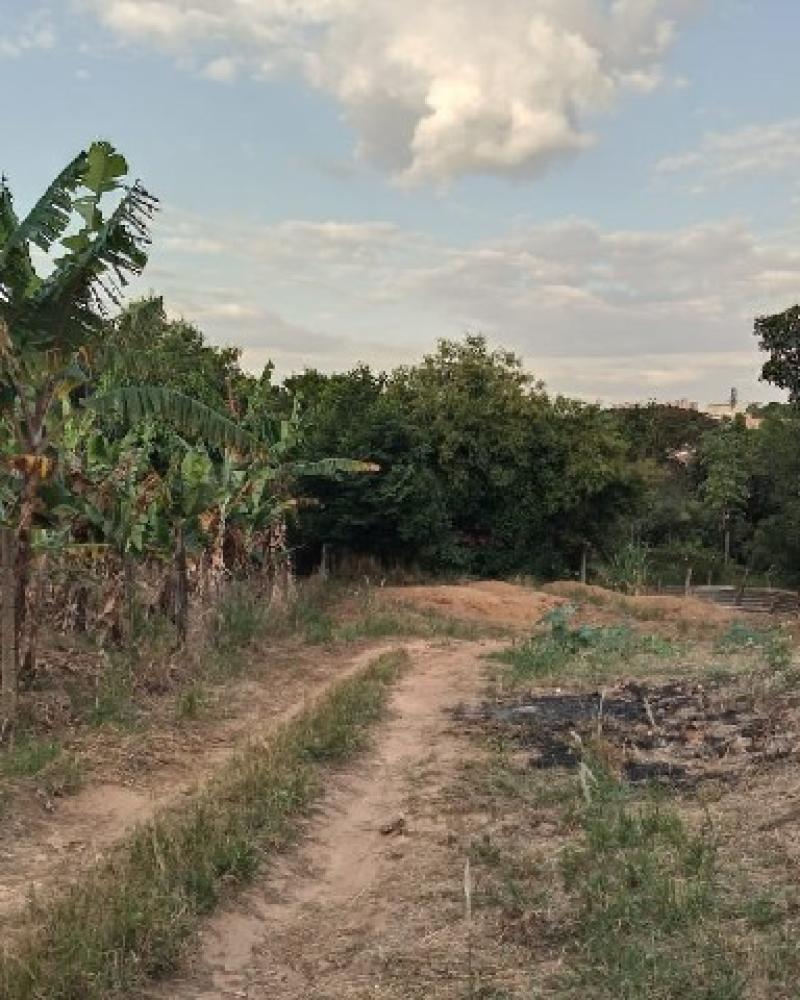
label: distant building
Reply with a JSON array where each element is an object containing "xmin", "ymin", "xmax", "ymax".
[
  {"xmin": 612, "ymin": 391, "xmax": 764, "ymax": 428},
  {"xmin": 704, "ymin": 388, "xmax": 762, "ymax": 429},
  {"xmin": 615, "ymin": 398, "xmax": 699, "ymax": 410}
]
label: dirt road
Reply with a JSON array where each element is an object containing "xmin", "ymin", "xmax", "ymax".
[
  {"xmin": 0, "ymin": 641, "xmax": 427, "ymax": 928},
  {"xmin": 144, "ymin": 638, "xmax": 499, "ymax": 1000}
]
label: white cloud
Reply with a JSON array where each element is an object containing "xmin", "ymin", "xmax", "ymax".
[
  {"xmin": 202, "ymin": 55, "xmax": 238, "ymax": 82},
  {"xmin": 657, "ymin": 119, "xmax": 800, "ymax": 181},
  {"xmin": 0, "ymin": 10, "xmax": 56, "ymax": 59},
  {"xmin": 78, "ymin": 0, "xmax": 698, "ymax": 183},
  {"xmin": 144, "ymin": 208, "xmax": 798, "ymax": 401}
]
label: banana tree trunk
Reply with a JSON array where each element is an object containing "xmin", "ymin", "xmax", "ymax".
[
  {"xmin": 15, "ymin": 465, "xmax": 42, "ymax": 689},
  {"xmin": 209, "ymin": 506, "xmax": 227, "ymax": 592},
  {"xmin": 1, "ymin": 528, "xmax": 17, "ymax": 733},
  {"xmin": 123, "ymin": 554, "xmax": 136, "ymax": 639},
  {"xmin": 267, "ymin": 517, "xmax": 294, "ymax": 608},
  {"xmin": 174, "ymin": 522, "xmax": 189, "ymax": 647}
]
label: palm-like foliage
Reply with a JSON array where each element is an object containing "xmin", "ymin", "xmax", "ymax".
[
  {"xmin": 86, "ymin": 385, "xmax": 257, "ymax": 454},
  {"xmin": 1, "ymin": 143, "xmax": 156, "ymax": 355},
  {"xmin": 0, "ymin": 142, "xmax": 157, "ymax": 695}
]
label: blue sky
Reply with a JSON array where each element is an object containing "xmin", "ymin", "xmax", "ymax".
[{"xmin": 2, "ymin": 0, "xmax": 799, "ymax": 402}]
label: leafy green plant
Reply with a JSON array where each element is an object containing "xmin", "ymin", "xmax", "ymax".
[
  {"xmin": 599, "ymin": 541, "xmax": 651, "ymax": 595},
  {"xmin": 715, "ymin": 621, "xmax": 793, "ymax": 671},
  {"xmin": 494, "ymin": 606, "xmax": 673, "ymax": 680}
]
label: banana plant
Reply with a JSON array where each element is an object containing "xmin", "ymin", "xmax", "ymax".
[
  {"xmin": 156, "ymin": 445, "xmax": 222, "ymax": 644},
  {"xmin": 0, "ymin": 142, "xmax": 156, "ymax": 692},
  {"xmin": 0, "ymin": 144, "xmax": 252, "ymax": 691}
]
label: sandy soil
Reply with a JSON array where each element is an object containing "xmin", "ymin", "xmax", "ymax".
[
  {"xmin": 383, "ymin": 580, "xmax": 565, "ymax": 627},
  {"xmin": 0, "ymin": 640, "xmax": 418, "ymax": 927},
  {"xmin": 143, "ymin": 638, "xmax": 504, "ymax": 1000}
]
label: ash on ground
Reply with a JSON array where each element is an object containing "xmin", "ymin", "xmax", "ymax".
[{"xmin": 457, "ymin": 680, "xmax": 799, "ymax": 788}]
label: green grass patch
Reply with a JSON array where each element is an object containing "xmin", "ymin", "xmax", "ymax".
[
  {"xmin": 212, "ymin": 582, "xmax": 269, "ymax": 655},
  {"xmin": 715, "ymin": 620, "xmax": 793, "ymax": 671},
  {"xmin": 88, "ymin": 655, "xmax": 138, "ymax": 728},
  {"xmin": 0, "ymin": 649, "xmax": 407, "ymax": 1000},
  {"xmin": 174, "ymin": 683, "xmax": 211, "ymax": 722},
  {"xmin": 492, "ymin": 605, "xmax": 675, "ymax": 682},
  {"xmin": 211, "ymin": 578, "xmax": 497, "ymax": 658},
  {"xmin": 335, "ymin": 605, "xmax": 496, "ymax": 643},
  {"xmin": 0, "ymin": 737, "xmax": 62, "ymax": 778},
  {"xmin": 562, "ymin": 765, "xmax": 742, "ymax": 999},
  {"xmin": 0, "ymin": 738, "xmax": 84, "ymax": 799}
]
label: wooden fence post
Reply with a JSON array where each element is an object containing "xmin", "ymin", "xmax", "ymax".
[
  {"xmin": 320, "ymin": 543, "xmax": 330, "ymax": 580},
  {"xmin": 684, "ymin": 565, "xmax": 693, "ymax": 598},
  {"xmin": 1, "ymin": 528, "xmax": 17, "ymax": 730}
]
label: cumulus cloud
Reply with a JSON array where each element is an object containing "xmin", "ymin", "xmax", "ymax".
[
  {"xmin": 657, "ymin": 119, "xmax": 800, "ymax": 182},
  {"xmin": 78, "ymin": 0, "xmax": 697, "ymax": 182}
]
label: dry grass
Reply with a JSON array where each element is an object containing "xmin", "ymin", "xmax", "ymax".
[
  {"xmin": 541, "ymin": 580, "xmax": 735, "ymax": 632},
  {"xmin": 0, "ymin": 650, "xmax": 407, "ymax": 1000}
]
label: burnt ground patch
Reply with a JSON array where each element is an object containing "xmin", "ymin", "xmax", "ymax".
[{"xmin": 457, "ymin": 679, "xmax": 800, "ymax": 788}]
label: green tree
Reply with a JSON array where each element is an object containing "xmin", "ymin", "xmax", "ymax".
[
  {"xmin": 698, "ymin": 421, "xmax": 752, "ymax": 565},
  {"xmin": 755, "ymin": 305, "xmax": 800, "ymax": 400},
  {"xmin": 290, "ymin": 337, "xmax": 642, "ymax": 579},
  {"xmin": 748, "ymin": 407, "xmax": 800, "ymax": 582},
  {"xmin": 612, "ymin": 403, "xmax": 715, "ymax": 462},
  {"xmin": 97, "ymin": 296, "xmax": 248, "ymax": 411}
]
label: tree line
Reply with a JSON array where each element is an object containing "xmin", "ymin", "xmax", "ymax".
[{"xmin": 92, "ymin": 301, "xmax": 800, "ymax": 590}]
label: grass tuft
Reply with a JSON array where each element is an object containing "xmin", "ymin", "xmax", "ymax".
[
  {"xmin": 562, "ymin": 763, "xmax": 743, "ymax": 998},
  {"xmin": 0, "ymin": 737, "xmax": 62, "ymax": 778}
]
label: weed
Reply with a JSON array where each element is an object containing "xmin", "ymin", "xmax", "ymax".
[
  {"xmin": 598, "ymin": 542, "xmax": 651, "ymax": 595},
  {"xmin": 716, "ymin": 621, "xmax": 793, "ymax": 672},
  {"xmin": 89, "ymin": 654, "xmax": 137, "ymax": 727},
  {"xmin": 336, "ymin": 607, "xmax": 491, "ymax": 643},
  {"xmin": 493, "ymin": 606, "xmax": 674, "ymax": 682},
  {"xmin": 300, "ymin": 607, "xmax": 336, "ymax": 645},
  {"xmin": 0, "ymin": 737, "xmax": 61, "ymax": 778},
  {"xmin": 561, "ymin": 763, "xmax": 743, "ymax": 999},
  {"xmin": 213, "ymin": 583, "xmax": 267, "ymax": 653},
  {"xmin": 0, "ymin": 737, "xmax": 84, "ymax": 797},
  {"xmin": 175, "ymin": 683, "xmax": 210, "ymax": 721},
  {"xmin": 0, "ymin": 650, "xmax": 406, "ymax": 1000},
  {"xmin": 39, "ymin": 752, "xmax": 85, "ymax": 797},
  {"xmin": 742, "ymin": 894, "xmax": 784, "ymax": 930}
]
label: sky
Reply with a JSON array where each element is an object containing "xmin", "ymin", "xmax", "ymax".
[{"xmin": 2, "ymin": 0, "xmax": 799, "ymax": 403}]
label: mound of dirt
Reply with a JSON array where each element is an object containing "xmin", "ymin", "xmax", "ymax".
[
  {"xmin": 382, "ymin": 579, "xmax": 734, "ymax": 632},
  {"xmin": 382, "ymin": 581, "xmax": 565, "ymax": 628},
  {"xmin": 541, "ymin": 581, "xmax": 733, "ymax": 624}
]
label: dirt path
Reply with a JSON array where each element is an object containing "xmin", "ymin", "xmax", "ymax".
[
  {"xmin": 143, "ymin": 638, "xmax": 499, "ymax": 1000},
  {"xmin": 0, "ymin": 640, "xmax": 427, "ymax": 926}
]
